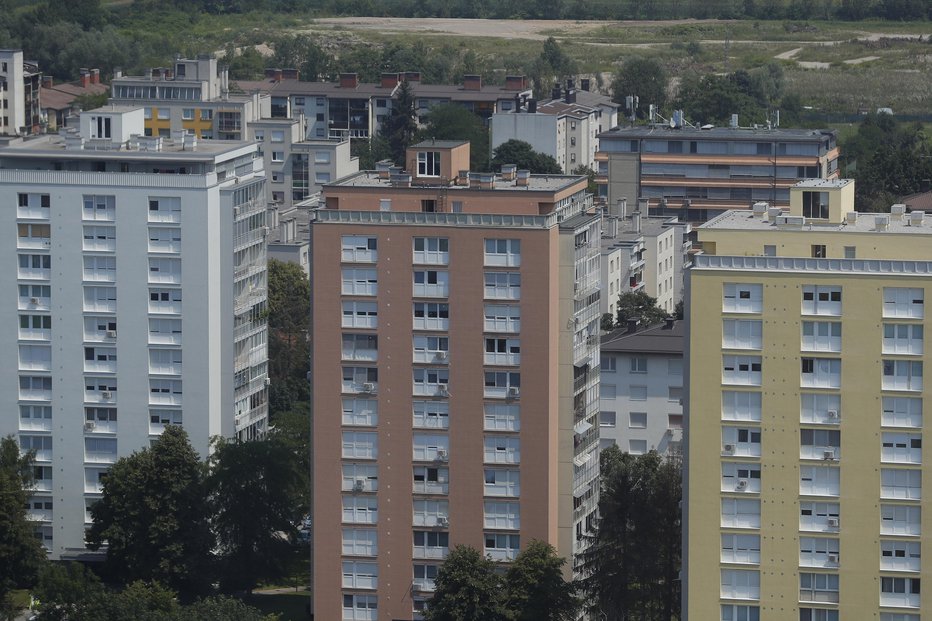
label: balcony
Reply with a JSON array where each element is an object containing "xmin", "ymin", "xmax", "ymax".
[
  {"xmin": 343, "ymin": 348, "xmax": 378, "ymax": 363},
  {"xmin": 19, "ymin": 388, "xmax": 51, "ymax": 402},
  {"xmin": 85, "ymin": 420, "xmax": 117, "ymax": 434},
  {"xmin": 83, "ymin": 238, "xmax": 115, "ymax": 252},
  {"xmin": 85, "ymin": 451, "xmax": 117, "ymax": 464},
  {"xmin": 149, "ymin": 332, "xmax": 182, "ymax": 346},
  {"xmin": 412, "ymin": 579, "xmax": 436, "ymax": 593},
  {"xmin": 86, "ymin": 390, "xmax": 117, "ymax": 404},
  {"xmin": 18, "ymin": 266, "xmax": 50, "ymax": 280},
  {"xmin": 149, "ymin": 392, "xmax": 181, "ymax": 407},
  {"xmin": 414, "ymin": 351, "xmax": 449, "ymax": 365},
  {"xmin": 484, "ymin": 317, "xmax": 519, "ymax": 333},
  {"xmin": 17, "ymin": 237, "xmax": 51, "ymax": 251},
  {"xmin": 413, "ymin": 480, "xmax": 447, "ymax": 495},
  {"xmin": 344, "ymin": 381, "xmax": 378, "ymax": 395},
  {"xmin": 19, "ymin": 418, "xmax": 51, "ymax": 433},
  {"xmin": 414, "ymin": 316, "xmax": 449, "ymax": 331},
  {"xmin": 801, "ymin": 445, "xmax": 841, "ymax": 461},
  {"xmin": 27, "ymin": 507, "xmax": 53, "ymax": 522},
  {"xmin": 149, "ymin": 300, "xmax": 182, "ymax": 315},
  {"xmin": 485, "ymin": 548, "xmax": 518, "ymax": 562},
  {"xmin": 414, "ymin": 383, "xmax": 448, "ymax": 398},
  {"xmin": 149, "ymin": 362, "xmax": 182, "ymax": 376},
  {"xmin": 148, "ymin": 239, "xmax": 181, "ymax": 254},
  {"xmin": 83, "ymin": 268, "xmax": 116, "ymax": 283},
  {"xmin": 413, "ymin": 282, "xmax": 449, "ymax": 298},
  {"xmin": 413, "ymin": 546, "xmax": 448, "ymax": 560},
  {"xmin": 484, "ymin": 351, "xmax": 520, "ymax": 366},
  {"xmin": 18, "ymin": 296, "xmax": 49, "ymax": 312}
]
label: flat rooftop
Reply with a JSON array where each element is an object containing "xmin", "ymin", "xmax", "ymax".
[
  {"xmin": 599, "ymin": 125, "xmax": 835, "ymax": 142},
  {"xmin": 601, "ymin": 216, "xmax": 676, "ymax": 251},
  {"xmin": 0, "ymin": 133, "xmax": 255, "ymax": 160},
  {"xmin": 601, "ymin": 319, "xmax": 684, "ymax": 355},
  {"xmin": 701, "ymin": 208, "xmax": 932, "ymax": 235},
  {"xmin": 796, "ymin": 178, "xmax": 852, "ymax": 190},
  {"xmin": 328, "ymin": 170, "xmax": 584, "ymax": 193}
]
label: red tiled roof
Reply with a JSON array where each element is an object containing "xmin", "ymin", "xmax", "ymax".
[{"xmin": 40, "ymin": 82, "xmax": 109, "ymax": 111}]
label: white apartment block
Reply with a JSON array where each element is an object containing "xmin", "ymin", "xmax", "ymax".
[
  {"xmin": 0, "ymin": 49, "xmax": 41, "ymax": 136},
  {"xmin": 0, "ymin": 106, "xmax": 268, "ymax": 560},
  {"xmin": 599, "ymin": 319, "xmax": 684, "ymax": 455}
]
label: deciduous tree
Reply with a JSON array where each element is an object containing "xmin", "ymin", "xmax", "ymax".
[
  {"xmin": 420, "ymin": 104, "xmax": 490, "ymax": 172},
  {"xmin": 503, "ymin": 540, "xmax": 580, "ymax": 621},
  {"xmin": 425, "ymin": 545, "xmax": 505, "ymax": 621},
  {"xmin": 381, "ymin": 79, "xmax": 418, "ymax": 165},
  {"xmin": 491, "ymin": 139, "xmax": 562, "ymax": 175},
  {"xmin": 268, "ymin": 258, "xmax": 310, "ymax": 418},
  {"xmin": 612, "ymin": 57, "xmax": 668, "ymax": 117},
  {"xmin": 615, "ymin": 291, "xmax": 668, "ymax": 327}
]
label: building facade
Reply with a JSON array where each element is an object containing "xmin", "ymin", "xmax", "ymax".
[
  {"xmin": 599, "ymin": 319, "xmax": 684, "ymax": 455},
  {"xmin": 0, "ymin": 107, "xmax": 268, "ymax": 560},
  {"xmin": 0, "ymin": 49, "xmax": 41, "ymax": 136},
  {"xmin": 685, "ymin": 179, "xmax": 931, "ymax": 620},
  {"xmin": 310, "ymin": 141, "xmax": 601, "ymax": 621},
  {"xmin": 597, "ymin": 126, "xmax": 839, "ymax": 222}
]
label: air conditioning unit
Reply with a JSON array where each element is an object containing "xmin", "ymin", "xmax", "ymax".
[
  {"xmin": 827, "ymin": 553, "xmax": 839, "ymax": 564},
  {"xmin": 361, "ymin": 382, "xmax": 375, "ymax": 393},
  {"xmin": 437, "ymin": 384, "xmax": 449, "ymax": 396},
  {"xmin": 353, "ymin": 479, "xmax": 365, "ymax": 493},
  {"xmin": 261, "ymin": 226, "xmax": 270, "ymax": 236},
  {"xmin": 822, "ymin": 448, "xmax": 836, "ymax": 460},
  {"xmin": 508, "ymin": 387, "xmax": 520, "ymax": 398},
  {"xmin": 436, "ymin": 516, "xmax": 449, "ymax": 527},
  {"xmin": 736, "ymin": 478, "xmax": 749, "ymax": 491},
  {"xmin": 106, "ymin": 330, "xmax": 118, "ymax": 338},
  {"xmin": 84, "ymin": 421, "xmax": 95, "ymax": 431},
  {"xmin": 29, "ymin": 297, "xmax": 40, "ymax": 304},
  {"xmin": 723, "ymin": 443, "xmax": 736, "ymax": 454},
  {"xmin": 264, "ymin": 377, "xmax": 272, "ymax": 387},
  {"xmin": 101, "ymin": 391, "xmax": 113, "ymax": 399},
  {"xmin": 827, "ymin": 517, "xmax": 840, "ymax": 528},
  {"xmin": 436, "ymin": 351, "xmax": 448, "ymax": 361},
  {"xmin": 826, "ymin": 409, "xmax": 839, "ymax": 420},
  {"xmin": 435, "ymin": 449, "xmax": 449, "ymax": 462}
]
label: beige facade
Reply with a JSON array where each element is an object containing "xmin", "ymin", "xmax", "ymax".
[
  {"xmin": 311, "ymin": 142, "xmax": 600, "ymax": 620},
  {"xmin": 685, "ymin": 180, "xmax": 932, "ymax": 621}
]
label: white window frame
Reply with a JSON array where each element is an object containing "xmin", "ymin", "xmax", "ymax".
[
  {"xmin": 802, "ymin": 285, "xmax": 842, "ymax": 316},
  {"xmin": 723, "ymin": 283, "xmax": 762, "ymax": 313},
  {"xmin": 723, "ymin": 319, "xmax": 763, "ymax": 350},
  {"xmin": 883, "ymin": 288, "xmax": 924, "ymax": 319},
  {"xmin": 722, "ymin": 391, "xmax": 762, "ymax": 422}
]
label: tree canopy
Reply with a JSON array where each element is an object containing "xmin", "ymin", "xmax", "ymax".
[
  {"xmin": 268, "ymin": 258, "xmax": 310, "ymax": 418},
  {"xmin": 420, "ymin": 104, "xmax": 490, "ymax": 172},
  {"xmin": 381, "ymin": 79, "xmax": 418, "ymax": 165},
  {"xmin": 612, "ymin": 57, "xmax": 668, "ymax": 118},
  {"xmin": 503, "ymin": 541, "xmax": 580, "ymax": 621},
  {"xmin": 614, "ymin": 291, "xmax": 669, "ymax": 328},
  {"xmin": 0, "ymin": 436, "xmax": 46, "ymax": 617},
  {"xmin": 491, "ymin": 140, "xmax": 562, "ymax": 175},
  {"xmin": 580, "ymin": 447, "xmax": 682, "ymax": 621},
  {"xmin": 86, "ymin": 426, "xmax": 215, "ymax": 601},
  {"xmin": 425, "ymin": 545, "xmax": 505, "ymax": 621}
]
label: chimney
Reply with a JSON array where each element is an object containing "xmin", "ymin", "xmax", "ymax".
[
  {"xmin": 376, "ymin": 159, "xmax": 393, "ymax": 179},
  {"xmin": 616, "ymin": 198, "xmax": 627, "ymax": 219},
  {"xmin": 390, "ymin": 173, "xmax": 412, "ymax": 188},
  {"xmin": 463, "ymin": 74, "xmax": 482, "ymax": 91},
  {"xmin": 264, "ymin": 68, "xmax": 277, "ymax": 79},
  {"xmin": 626, "ymin": 318, "xmax": 640, "ymax": 333},
  {"xmin": 664, "ymin": 317, "xmax": 675, "ymax": 330},
  {"xmin": 637, "ymin": 197, "xmax": 649, "ymax": 214},
  {"xmin": 80, "ymin": 69, "xmax": 90, "ymax": 88},
  {"xmin": 527, "ymin": 99, "xmax": 537, "ymax": 114},
  {"xmin": 479, "ymin": 172, "xmax": 495, "ymax": 190},
  {"xmin": 403, "ymin": 71, "xmax": 421, "ymax": 83},
  {"xmin": 564, "ymin": 89, "xmax": 576, "ymax": 104},
  {"xmin": 501, "ymin": 164, "xmax": 517, "ymax": 181},
  {"xmin": 282, "ymin": 68, "xmax": 300, "ymax": 80},
  {"xmin": 90, "ymin": 69, "xmax": 100, "ymax": 84},
  {"xmin": 565, "ymin": 78, "xmax": 575, "ymax": 91},
  {"xmin": 339, "ymin": 73, "xmax": 359, "ymax": 89},
  {"xmin": 274, "ymin": 69, "xmax": 283, "ymax": 82},
  {"xmin": 457, "ymin": 170, "xmax": 470, "ymax": 185},
  {"xmin": 580, "ymin": 78, "xmax": 591, "ymax": 91},
  {"xmin": 516, "ymin": 169, "xmax": 530, "ymax": 187},
  {"xmin": 551, "ymin": 83, "xmax": 561, "ymax": 100},
  {"xmin": 632, "ymin": 210, "xmax": 641, "ymax": 234},
  {"xmin": 41, "ymin": 75, "xmax": 53, "ymax": 88},
  {"xmin": 381, "ymin": 72, "xmax": 400, "ymax": 89},
  {"xmin": 164, "ymin": 68, "xmax": 173, "ymax": 80},
  {"xmin": 921, "ymin": 178, "xmax": 931, "ymax": 193},
  {"xmin": 505, "ymin": 75, "xmax": 527, "ymax": 91}
]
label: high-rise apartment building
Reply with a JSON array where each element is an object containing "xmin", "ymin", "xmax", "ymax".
[
  {"xmin": 685, "ymin": 179, "xmax": 930, "ymax": 620},
  {"xmin": 0, "ymin": 49, "xmax": 41, "ymax": 136},
  {"xmin": 310, "ymin": 141, "xmax": 601, "ymax": 621},
  {"xmin": 0, "ymin": 106, "xmax": 268, "ymax": 560}
]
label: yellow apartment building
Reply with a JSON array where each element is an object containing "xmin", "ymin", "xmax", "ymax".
[{"xmin": 686, "ymin": 179, "xmax": 931, "ymax": 621}]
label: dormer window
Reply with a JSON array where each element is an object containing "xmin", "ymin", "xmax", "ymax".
[{"xmin": 417, "ymin": 151, "xmax": 440, "ymax": 177}]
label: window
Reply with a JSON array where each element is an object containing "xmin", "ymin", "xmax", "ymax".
[
  {"xmin": 484, "ymin": 404, "xmax": 519, "ymax": 431},
  {"xmin": 723, "ymin": 283, "xmax": 762, "ymax": 313},
  {"xmin": 271, "ymin": 151, "xmax": 284, "ymax": 162},
  {"xmin": 799, "ymin": 537, "xmax": 839, "ymax": 566},
  {"xmin": 413, "ymin": 270, "xmax": 449, "ymax": 297},
  {"xmin": 880, "ymin": 577, "xmax": 921, "ymax": 608},
  {"xmin": 147, "ymin": 196, "xmax": 180, "ymax": 223},
  {"xmin": 629, "ymin": 439, "xmax": 648, "ymax": 454},
  {"xmin": 883, "ymin": 360, "xmax": 923, "ymax": 391},
  {"xmin": 315, "ymin": 172, "xmax": 331, "ymax": 184},
  {"xmin": 882, "ymin": 433, "xmax": 922, "ymax": 464},
  {"xmin": 629, "ymin": 385, "xmax": 647, "ymax": 400},
  {"xmin": 182, "ymin": 108, "xmax": 194, "ymax": 120},
  {"xmin": 342, "ymin": 528, "xmax": 377, "ymax": 556},
  {"xmin": 628, "ymin": 412, "xmax": 647, "ymax": 428},
  {"xmin": 484, "ymin": 436, "xmax": 520, "ymax": 464},
  {"xmin": 799, "ymin": 573, "xmax": 839, "ymax": 603},
  {"xmin": 484, "ymin": 239, "xmax": 521, "ymax": 267},
  {"xmin": 484, "ymin": 371, "xmax": 520, "ymax": 397},
  {"xmin": 802, "ymin": 285, "xmax": 842, "ymax": 316},
  {"xmin": 413, "ymin": 530, "xmax": 449, "ymax": 559},
  {"xmin": 417, "ymin": 151, "xmax": 441, "ymax": 177},
  {"xmin": 722, "ymin": 391, "xmax": 762, "ymax": 422},
  {"xmin": 883, "ymin": 324, "xmax": 923, "ymax": 355},
  {"xmin": 18, "ymin": 345, "xmax": 51, "ymax": 373},
  {"xmin": 800, "ymin": 429, "xmax": 840, "ymax": 460},
  {"xmin": 811, "ymin": 245, "xmax": 827, "ymax": 258},
  {"xmin": 600, "ymin": 411, "xmax": 616, "ymax": 427},
  {"xmin": 414, "ymin": 368, "xmax": 449, "ymax": 396},
  {"xmin": 800, "ymin": 465, "xmax": 840, "ymax": 496},
  {"xmin": 721, "ymin": 498, "xmax": 760, "ymax": 529},
  {"xmin": 484, "ymin": 272, "xmax": 520, "ymax": 300},
  {"xmin": 843, "ymin": 246, "xmax": 856, "ymax": 259},
  {"xmin": 484, "ymin": 533, "xmax": 520, "ymax": 561},
  {"xmin": 413, "ymin": 499, "xmax": 449, "ymax": 527},
  {"xmin": 413, "ymin": 434, "xmax": 449, "ymax": 462},
  {"xmin": 722, "ymin": 462, "xmax": 761, "ymax": 493},
  {"xmin": 668, "ymin": 386, "xmax": 683, "ymax": 403},
  {"xmin": 84, "ymin": 437, "xmax": 117, "ymax": 462},
  {"xmin": 802, "ymin": 191, "xmax": 829, "ymax": 219},
  {"xmin": 413, "ymin": 401, "xmax": 450, "ymax": 429},
  {"xmin": 342, "ymin": 301, "xmax": 377, "ymax": 328},
  {"xmin": 342, "ymin": 561, "xmax": 377, "ymax": 589},
  {"xmin": 484, "ymin": 469, "xmax": 519, "ymax": 497},
  {"xmin": 342, "ymin": 398, "xmax": 377, "ymax": 426},
  {"xmin": 723, "ymin": 320, "xmax": 762, "ymax": 349},
  {"xmin": 723, "ymin": 355, "xmax": 762, "ymax": 385},
  {"xmin": 484, "ymin": 501, "xmax": 520, "ymax": 530},
  {"xmin": 799, "ymin": 502, "xmax": 840, "ymax": 532},
  {"xmin": 721, "ymin": 605, "xmax": 760, "ymax": 621},
  {"xmin": 883, "ymin": 288, "xmax": 924, "ymax": 319},
  {"xmin": 881, "ymin": 504, "xmax": 921, "ymax": 535},
  {"xmin": 799, "ymin": 609, "xmax": 838, "ymax": 621},
  {"xmin": 882, "ymin": 397, "xmax": 922, "ymax": 428},
  {"xmin": 270, "ymin": 130, "xmax": 284, "ymax": 143},
  {"xmin": 763, "ymin": 245, "xmax": 776, "ymax": 257},
  {"xmin": 413, "ymin": 564, "xmax": 439, "ymax": 590},
  {"xmin": 342, "ymin": 431, "xmax": 377, "ymax": 460},
  {"xmin": 343, "ymin": 463, "xmax": 378, "ymax": 492},
  {"xmin": 413, "ymin": 302, "xmax": 449, "ymax": 330},
  {"xmin": 801, "ymin": 358, "xmax": 841, "ymax": 388},
  {"xmin": 881, "ymin": 468, "xmax": 921, "ymax": 500},
  {"xmin": 630, "ymin": 357, "xmax": 648, "ymax": 374},
  {"xmin": 721, "ymin": 533, "xmax": 760, "ymax": 564},
  {"xmin": 342, "ymin": 268, "xmax": 377, "ymax": 296},
  {"xmin": 413, "ymin": 466, "xmax": 448, "ymax": 494},
  {"xmin": 601, "ymin": 356, "xmax": 617, "ymax": 372},
  {"xmin": 484, "ymin": 305, "xmax": 519, "ymax": 333},
  {"xmin": 342, "ymin": 334, "xmax": 378, "ymax": 361},
  {"xmin": 881, "ymin": 540, "xmax": 921, "ymax": 572},
  {"xmin": 413, "ymin": 237, "xmax": 449, "ymax": 265},
  {"xmin": 802, "ymin": 322, "xmax": 842, "ymax": 352},
  {"xmin": 720, "ymin": 569, "xmax": 760, "ymax": 600},
  {"xmin": 723, "ymin": 427, "xmax": 762, "ymax": 457}
]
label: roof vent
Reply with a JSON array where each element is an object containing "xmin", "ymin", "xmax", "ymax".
[
  {"xmin": 390, "ymin": 173, "xmax": 411, "ymax": 188},
  {"xmin": 845, "ymin": 211, "xmax": 858, "ymax": 225},
  {"xmin": 891, "ymin": 203, "xmax": 907, "ymax": 216},
  {"xmin": 909, "ymin": 211, "xmax": 925, "ymax": 226},
  {"xmin": 501, "ymin": 164, "xmax": 517, "ymax": 181},
  {"xmin": 775, "ymin": 215, "xmax": 805, "ymax": 228},
  {"xmin": 375, "ymin": 159, "xmax": 393, "ymax": 179},
  {"xmin": 516, "ymin": 169, "xmax": 531, "ymax": 187},
  {"xmin": 767, "ymin": 207, "xmax": 783, "ymax": 221},
  {"xmin": 752, "ymin": 202, "xmax": 768, "ymax": 217},
  {"xmin": 875, "ymin": 215, "xmax": 890, "ymax": 231}
]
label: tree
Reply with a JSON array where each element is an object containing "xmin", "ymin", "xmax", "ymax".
[
  {"xmin": 601, "ymin": 313, "xmax": 616, "ymax": 332},
  {"xmin": 380, "ymin": 79, "xmax": 418, "ymax": 165},
  {"xmin": 34, "ymin": 562, "xmax": 104, "ymax": 621},
  {"xmin": 0, "ymin": 436, "xmax": 46, "ymax": 618},
  {"xmin": 425, "ymin": 545, "xmax": 505, "ymax": 621},
  {"xmin": 540, "ymin": 36, "xmax": 575, "ymax": 78},
  {"xmin": 491, "ymin": 140, "xmax": 562, "ymax": 174},
  {"xmin": 580, "ymin": 447, "xmax": 682, "ymax": 621},
  {"xmin": 86, "ymin": 426, "xmax": 214, "ymax": 601},
  {"xmin": 208, "ymin": 436, "xmax": 306, "ymax": 593},
  {"xmin": 611, "ymin": 57, "xmax": 668, "ymax": 117},
  {"xmin": 271, "ymin": 34, "xmax": 332, "ymax": 82},
  {"xmin": 503, "ymin": 541, "xmax": 580, "ymax": 621},
  {"xmin": 615, "ymin": 291, "xmax": 668, "ymax": 327},
  {"xmin": 571, "ymin": 164, "xmax": 597, "ymax": 194},
  {"xmin": 267, "ymin": 258, "xmax": 310, "ymax": 419},
  {"xmin": 420, "ymin": 103, "xmax": 490, "ymax": 172}
]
